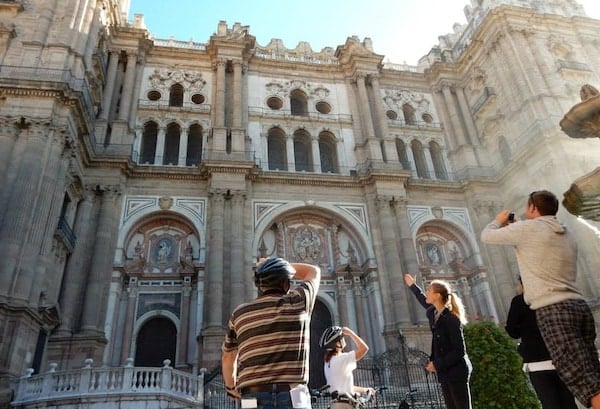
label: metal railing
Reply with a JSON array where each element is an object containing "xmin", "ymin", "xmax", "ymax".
[
  {"xmin": 12, "ymin": 358, "xmax": 202, "ymax": 406},
  {"xmin": 54, "ymin": 216, "xmax": 76, "ymax": 252}
]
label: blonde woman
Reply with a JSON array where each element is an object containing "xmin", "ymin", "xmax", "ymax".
[{"xmin": 404, "ymin": 274, "xmax": 472, "ymax": 409}]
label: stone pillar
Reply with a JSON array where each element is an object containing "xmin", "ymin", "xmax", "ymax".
[
  {"xmin": 119, "ymin": 281, "xmax": 138, "ymax": 364},
  {"xmin": 286, "ymin": 135, "xmax": 294, "ymax": 171},
  {"xmin": 440, "ymin": 83, "xmax": 468, "ymax": 147},
  {"xmin": 100, "ymin": 51, "xmax": 119, "ymax": 121},
  {"xmin": 229, "ymin": 192, "xmax": 246, "ymax": 304},
  {"xmin": 214, "ymin": 60, "xmax": 226, "ymax": 128},
  {"xmin": 205, "ymin": 190, "xmax": 225, "ymax": 327},
  {"xmin": 178, "ymin": 127, "xmax": 189, "ymax": 166},
  {"xmin": 422, "ymin": 146, "xmax": 435, "ymax": 179},
  {"xmin": 55, "ymin": 188, "xmax": 100, "ymax": 335},
  {"xmin": 34, "ymin": 0, "xmax": 58, "ymax": 44},
  {"xmin": 128, "ymin": 53, "xmax": 146, "ymax": 129},
  {"xmin": 0, "ymin": 121, "xmax": 19, "ymax": 189},
  {"xmin": 232, "ymin": 61, "xmax": 243, "ymax": 128},
  {"xmin": 311, "ymin": 136, "xmax": 321, "ymax": 172},
  {"xmin": 393, "ymin": 199, "xmax": 425, "ymax": 325},
  {"xmin": 0, "ymin": 121, "xmax": 48, "ymax": 302},
  {"xmin": 118, "ymin": 51, "xmax": 137, "ymax": 121},
  {"xmin": 368, "ymin": 74, "xmax": 392, "ymax": 142},
  {"xmin": 178, "ymin": 284, "xmax": 192, "ymax": 368},
  {"xmin": 375, "ymin": 195, "xmax": 410, "ymax": 325},
  {"xmin": 80, "ymin": 186, "xmax": 122, "ymax": 335},
  {"xmin": 336, "ymin": 279, "xmax": 350, "ymax": 326},
  {"xmin": 455, "ymin": 87, "xmax": 480, "ymax": 146},
  {"xmin": 352, "ymin": 279, "xmax": 368, "ymax": 341},
  {"xmin": 154, "ymin": 125, "xmax": 166, "ymax": 165},
  {"xmin": 355, "ymin": 73, "xmax": 376, "ymax": 139}
]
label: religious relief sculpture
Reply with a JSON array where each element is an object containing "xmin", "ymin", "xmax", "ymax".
[
  {"xmin": 293, "ymin": 227, "xmax": 322, "ymax": 262},
  {"xmin": 148, "ymin": 68, "xmax": 207, "ymax": 92},
  {"xmin": 425, "ymin": 243, "xmax": 443, "ymax": 265},
  {"xmin": 154, "ymin": 238, "xmax": 173, "ymax": 264}
]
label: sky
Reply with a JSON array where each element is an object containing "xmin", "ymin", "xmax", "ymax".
[{"xmin": 128, "ymin": 0, "xmax": 600, "ymax": 65}]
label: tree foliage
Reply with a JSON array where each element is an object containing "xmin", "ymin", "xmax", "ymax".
[{"xmin": 464, "ymin": 320, "xmax": 541, "ymax": 409}]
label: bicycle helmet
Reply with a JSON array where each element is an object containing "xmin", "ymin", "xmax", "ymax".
[
  {"xmin": 319, "ymin": 326, "xmax": 344, "ymax": 350},
  {"xmin": 254, "ymin": 257, "xmax": 295, "ymax": 288}
]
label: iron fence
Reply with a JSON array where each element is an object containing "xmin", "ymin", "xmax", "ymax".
[{"xmin": 203, "ymin": 340, "xmax": 445, "ymax": 409}]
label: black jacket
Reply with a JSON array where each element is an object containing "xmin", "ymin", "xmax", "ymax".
[
  {"xmin": 505, "ymin": 293, "xmax": 550, "ymax": 363},
  {"xmin": 409, "ymin": 284, "xmax": 472, "ymax": 384}
]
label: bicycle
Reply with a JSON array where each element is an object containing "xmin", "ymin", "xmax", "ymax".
[
  {"xmin": 398, "ymin": 388, "xmax": 417, "ymax": 409},
  {"xmin": 327, "ymin": 385, "xmax": 388, "ymax": 409}
]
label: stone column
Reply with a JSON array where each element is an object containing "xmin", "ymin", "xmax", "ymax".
[
  {"xmin": 55, "ymin": 188, "xmax": 100, "ymax": 335},
  {"xmin": 232, "ymin": 61, "xmax": 243, "ymax": 128},
  {"xmin": 286, "ymin": 135, "xmax": 294, "ymax": 171},
  {"xmin": 311, "ymin": 136, "xmax": 321, "ymax": 172},
  {"xmin": 368, "ymin": 74, "xmax": 392, "ymax": 141},
  {"xmin": 0, "ymin": 121, "xmax": 48, "ymax": 302},
  {"xmin": 229, "ymin": 192, "xmax": 246, "ymax": 304},
  {"xmin": 0, "ymin": 121, "xmax": 19, "ymax": 189},
  {"xmin": 80, "ymin": 186, "xmax": 122, "ymax": 335},
  {"xmin": 178, "ymin": 284, "xmax": 192, "ymax": 368},
  {"xmin": 355, "ymin": 73, "xmax": 376, "ymax": 139},
  {"xmin": 178, "ymin": 127, "xmax": 189, "ymax": 166},
  {"xmin": 205, "ymin": 190, "xmax": 225, "ymax": 327},
  {"xmin": 392, "ymin": 199, "xmax": 425, "ymax": 325},
  {"xmin": 128, "ymin": 53, "xmax": 146, "ymax": 129},
  {"xmin": 154, "ymin": 125, "xmax": 166, "ymax": 165},
  {"xmin": 34, "ymin": 0, "xmax": 58, "ymax": 44},
  {"xmin": 214, "ymin": 60, "xmax": 226, "ymax": 128},
  {"xmin": 422, "ymin": 145, "xmax": 435, "ymax": 179},
  {"xmin": 352, "ymin": 279, "xmax": 368, "ymax": 341},
  {"xmin": 100, "ymin": 51, "xmax": 119, "ymax": 121},
  {"xmin": 375, "ymin": 195, "xmax": 410, "ymax": 325},
  {"xmin": 119, "ymin": 281, "xmax": 138, "ymax": 364},
  {"xmin": 440, "ymin": 83, "xmax": 468, "ymax": 147},
  {"xmin": 336, "ymin": 279, "xmax": 350, "ymax": 326},
  {"xmin": 455, "ymin": 87, "xmax": 480, "ymax": 146},
  {"xmin": 118, "ymin": 51, "xmax": 137, "ymax": 121}
]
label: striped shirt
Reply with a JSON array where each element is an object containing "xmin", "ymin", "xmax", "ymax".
[{"xmin": 222, "ymin": 282, "xmax": 318, "ymax": 390}]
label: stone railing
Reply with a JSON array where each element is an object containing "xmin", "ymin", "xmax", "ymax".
[{"xmin": 12, "ymin": 358, "xmax": 203, "ymax": 407}]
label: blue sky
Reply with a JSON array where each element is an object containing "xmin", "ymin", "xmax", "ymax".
[{"xmin": 129, "ymin": 0, "xmax": 600, "ymax": 65}]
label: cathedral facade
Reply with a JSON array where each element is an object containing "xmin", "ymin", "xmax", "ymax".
[{"xmin": 1, "ymin": 0, "xmax": 600, "ymax": 406}]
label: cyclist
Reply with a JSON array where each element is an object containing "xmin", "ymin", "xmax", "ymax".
[{"xmin": 319, "ymin": 326, "xmax": 375, "ymax": 408}]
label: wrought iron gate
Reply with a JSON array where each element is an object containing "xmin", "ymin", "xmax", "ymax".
[{"xmin": 204, "ymin": 339, "xmax": 446, "ymax": 409}]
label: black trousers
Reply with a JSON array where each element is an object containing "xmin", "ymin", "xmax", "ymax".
[
  {"xmin": 440, "ymin": 381, "xmax": 472, "ymax": 409},
  {"xmin": 529, "ymin": 370, "xmax": 578, "ymax": 409}
]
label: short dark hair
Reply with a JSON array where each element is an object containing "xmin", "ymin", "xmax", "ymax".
[{"xmin": 528, "ymin": 190, "xmax": 559, "ymax": 216}]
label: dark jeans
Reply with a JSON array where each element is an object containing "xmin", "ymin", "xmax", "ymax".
[
  {"xmin": 241, "ymin": 391, "xmax": 296, "ymax": 409},
  {"xmin": 440, "ymin": 381, "xmax": 472, "ymax": 409},
  {"xmin": 529, "ymin": 370, "xmax": 578, "ymax": 409}
]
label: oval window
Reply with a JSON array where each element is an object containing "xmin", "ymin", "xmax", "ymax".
[
  {"xmin": 147, "ymin": 90, "xmax": 161, "ymax": 101},
  {"xmin": 191, "ymin": 94, "xmax": 205, "ymax": 104},
  {"xmin": 267, "ymin": 96, "xmax": 283, "ymax": 110},
  {"xmin": 386, "ymin": 110, "xmax": 398, "ymax": 120},
  {"xmin": 315, "ymin": 101, "xmax": 331, "ymax": 114}
]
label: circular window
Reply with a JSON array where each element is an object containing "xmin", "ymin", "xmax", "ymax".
[
  {"xmin": 147, "ymin": 90, "xmax": 161, "ymax": 101},
  {"xmin": 266, "ymin": 96, "xmax": 283, "ymax": 110},
  {"xmin": 191, "ymin": 93, "xmax": 205, "ymax": 104},
  {"xmin": 422, "ymin": 113, "xmax": 433, "ymax": 123},
  {"xmin": 386, "ymin": 110, "xmax": 398, "ymax": 120},
  {"xmin": 315, "ymin": 101, "xmax": 331, "ymax": 114}
]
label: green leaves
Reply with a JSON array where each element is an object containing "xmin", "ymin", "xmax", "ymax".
[{"xmin": 464, "ymin": 320, "xmax": 541, "ymax": 409}]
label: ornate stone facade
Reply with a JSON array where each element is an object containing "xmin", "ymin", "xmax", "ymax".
[{"xmin": 1, "ymin": 0, "xmax": 600, "ymax": 407}]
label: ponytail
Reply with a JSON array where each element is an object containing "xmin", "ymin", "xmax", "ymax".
[{"xmin": 430, "ymin": 280, "xmax": 467, "ymax": 325}]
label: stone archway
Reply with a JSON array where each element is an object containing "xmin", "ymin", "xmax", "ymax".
[{"xmin": 134, "ymin": 317, "xmax": 177, "ymax": 367}]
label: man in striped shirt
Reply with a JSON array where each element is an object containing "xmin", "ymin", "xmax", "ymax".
[{"xmin": 222, "ymin": 257, "xmax": 321, "ymax": 409}]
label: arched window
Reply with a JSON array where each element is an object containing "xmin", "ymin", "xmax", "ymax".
[
  {"xmin": 403, "ymin": 103, "xmax": 416, "ymax": 125},
  {"xmin": 294, "ymin": 130, "xmax": 312, "ymax": 172},
  {"xmin": 140, "ymin": 121, "xmax": 158, "ymax": 164},
  {"xmin": 134, "ymin": 317, "xmax": 177, "ymax": 367},
  {"xmin": 267, "ymin": 128, "xmax": 287, "ymax": 171},
  {"xmin": 429, "ymin": 141, "xmax": 448, "ymax": 180},
  {"xmin": 411, "ymin": 140, "xmax": 429, "ymax": 178},
  {"xmin": 395, "ymin": 139, "xmax": 411, "ymax": 170},
  {"xmin": 319, "ymin": 131, "xmax": 338, "ymax": 173},
  {"xmin": 187, "ymin": 124, "xmax": 203, "ymax": 166},
  {"xmin": 290, "ymin": 89, "xmax": 308, "ymax": 116},
  {"xmin": 163, "ymin": 123, "xmax": 181, "ymax": 165},
  {"xmin": 169, "ymin": 83, "xmax": 184, "ymax": 107}
]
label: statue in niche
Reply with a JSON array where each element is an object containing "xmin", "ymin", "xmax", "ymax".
[
  {"xmin": 426, "ymin": 243, "xmax": 442, "ymax": 265},
  {"xmin": 155, "ymin": 238, "xmax": 173, "ymax": 264},
  {"xmin": 293, "ymin": 227, "xmax": 321, "ymax": 262}
]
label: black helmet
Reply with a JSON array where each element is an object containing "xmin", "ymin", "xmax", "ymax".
[
  {"xmin": 254, "ymin": 257, "xmax": 295, "ymax": 288},
  {"xmin": 319, "ymin": 326, "xmax": 344, "ymax": 350}
]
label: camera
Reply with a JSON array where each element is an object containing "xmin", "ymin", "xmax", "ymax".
[{"xmin": 508, "ymin": 212, "xmax": 515, "ymax": 222}]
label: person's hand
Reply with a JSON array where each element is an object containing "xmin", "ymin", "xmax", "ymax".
[
  {"xmin": 403, "ymin": 274, "xmax": 415, "ymax": 287},
  {"xmin": 426, "ymin": 361, "xmax": 436, "ymax": 373},
  {"xmin": 226, "ymin": 386, "xmax": 240, "ymax": 400},
  {"xmin": 494, "ymin": 210, "xmax": 513, "ymax": 226}
]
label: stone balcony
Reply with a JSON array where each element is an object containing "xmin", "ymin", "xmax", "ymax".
[{"xmin": 11, "ymin": 358, "xmax": 204, "ymax": 409}]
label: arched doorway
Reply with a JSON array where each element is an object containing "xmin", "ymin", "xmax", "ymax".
[
  {"xmin": 309, "ymin": 299, "xmax": 332, "ymax": 389},
  {"xmin": 134, "ymin": 317, "xmax": 177, "ymax": 367}
]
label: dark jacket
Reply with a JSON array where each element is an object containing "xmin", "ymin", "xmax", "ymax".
[
  {"xmin": 409, "ymin": 284, "xmax": 472, "ymax": 384},
  {"xmin": 505, "ymin": 293, "xmax": 550, "ymax": 362}
]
